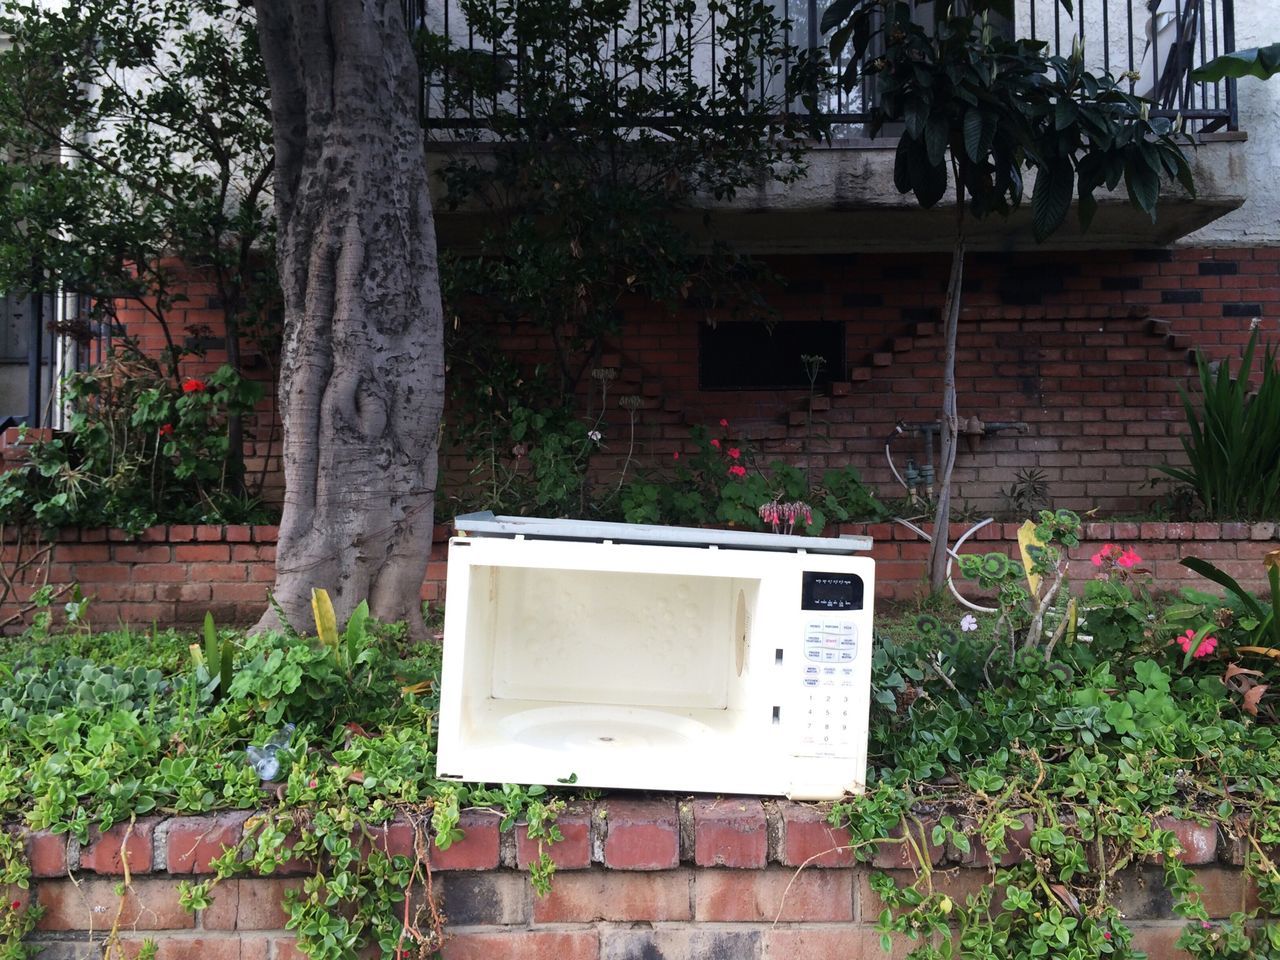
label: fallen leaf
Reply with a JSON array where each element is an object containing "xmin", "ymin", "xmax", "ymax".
[
  {"xmin": 1049, "ymin": 883, "xmax": 1082, "ymax": 916},
  {"xmin": 1243, "ymin": 684, "xmax": 1268, "ymax": 716},
  {"xmin": 1224, "ymin": 663, "xmax": 1265, "ymax": 684}
]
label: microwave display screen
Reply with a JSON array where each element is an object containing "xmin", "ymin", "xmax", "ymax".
[{"xmin": 801, "ymin": 572, "xmax": 864, "ymax": 611}]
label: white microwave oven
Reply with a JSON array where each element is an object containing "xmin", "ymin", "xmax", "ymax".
[{"xmin": 435, "ymin": 514, "xmax": 876, "ymax": 801}]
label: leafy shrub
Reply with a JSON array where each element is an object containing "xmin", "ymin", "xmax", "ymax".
[
  {"xmin": 0, "ymin": 348, "xmax": 267, "ymax": 534},
  {"xmin": 621, "ymin": 423, "xmax": 888, "ymax": 532},
  {"xmin": 1161, "ymin": 329, "xmax": 1280, "ymax": 519},
  {"xmin": 227, "ymin": 609, "xmax": 401, "ymax": 730}
]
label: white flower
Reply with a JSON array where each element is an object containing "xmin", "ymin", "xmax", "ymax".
[
  {"xmin": 960, "ymin": 614, "xmax": 978, "ymax": 633},
  {"xmin": 587, "ymin": 430, "xmax": 602, "ymax": 443}
]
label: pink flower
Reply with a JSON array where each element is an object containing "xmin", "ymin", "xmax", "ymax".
[
  {"xmin": 308, "ymin": 778, "xmax": 318, "ymax": 789},
  {"xmin": 710, "ymin": 438, "xmax": 721, "ymax": 449},
  {"xmin": 181, "ymin": 378, "xmax": 206, "ymax": 394},
  {"xmin": 1201, "ymin": 921, "xmax": 1213, "ymax": 929},
  {"xmin": 9, "ymin": 899, "xmax": 19, "ymax": 910},
  {"xmin": 1102, "ymin": 931, "xmax": 1112, "ymax": 941},
  {"xmin": 1091, "ymin": 544, "xmax": 1117, "ymax": 567},
  {"xmin": 1174, "ymin": 629, "xmax": 1218, "ymax": 658},
  {"xmin": 672, "ymin": 451, "xmax": 680, "ymax": 460},
  {"xmin": 727, "ymin": 447, "xmax": 741, "ymax": 460},
  {"xmin": 158, "ymin": 423, "xmax": 174, "ymax": 437},
  {"xmin": 727, "ymin": 464, "xmax": 746, "ymax": 478},
  {"xmin": 1117, "ymin": 547, "xmax": 1142, "ymax": 569},
  {"xmin": 719, "ymin": 418, "xmax": 729, "ymax": 428}
]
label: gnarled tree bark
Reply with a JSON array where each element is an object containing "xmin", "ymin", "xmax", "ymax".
[{"xmin": 252, "ymin": 0, "xmax": 444, "ymax": 638}]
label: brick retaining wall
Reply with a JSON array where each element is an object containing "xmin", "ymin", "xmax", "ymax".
[
  {"xmin": 0, "ymin": 519, "xmax": 1275, "ymax": 628},
  {"xmin": 11, "ymin": 801, "xmax": 1253, "ymax": 959},
  {"xmin": 101, "ymin": 247, "xmax": 1280, "ymax": 518}
]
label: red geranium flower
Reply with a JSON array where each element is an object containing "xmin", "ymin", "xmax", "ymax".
[
  {"xmin": 158, "ymin": 423, "xmax": 174, "ymax": 437},
  {"xmin": 182, "ymin": 378, "xmax": 206, "ymax": 394},
  {"xmin": 710, "ymin": 438, "xmax": 721, "ymax": 449}
]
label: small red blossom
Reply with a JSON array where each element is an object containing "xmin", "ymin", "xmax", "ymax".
[
  {"xmin": 182, "ymin": 378, "xmax": 206, "ymax": 394},
  {"xmin": 308, "ymin": 778, "xmax": 318, "ymax": 789},
  {"xmin": 158, "ymin": 423, "xmax": 174, "ymax": 437},
  {"xmin": 727, "ymin": 464, "xmax": 746, "ymax": 478},
  {"xmin": 1091, "ymin": 543, "xmax": 1118, "ymax": 567},
  {"xmin": 719, "ymin": 418, "xmax": 729, "ymax": 428},
  {"xmin": 672, "ymin": 451, "xmax": 680, "ymax": 460},
  {"xmin": 1102, "ymin": 932, "xmax": 1112, "ymax": 941},
  {"xmin": 1174, "ymin": 628, "xmax": 1218, "ymax": 658},
  {"xmin": 10, "ymin": 899, "xmax": 20, "ymax": 910},
  {"xmin": 727, "ymin": 447, "xmax": 741, "ymax": 460},
  {"xmin": 1116, "ymin": 546, "xmax": 1142, "ymax": 569},
  {"xmin": 710, "ymin": 438, "xmax": 721, "ymax": 449}
]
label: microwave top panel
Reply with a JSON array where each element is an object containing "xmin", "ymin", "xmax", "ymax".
[{"xmin": 453, "ymin": 511, "xmax": 873, "ymax": 555}]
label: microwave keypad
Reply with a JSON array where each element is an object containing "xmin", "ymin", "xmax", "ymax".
[{"xmin": 800, "ymin": 619, "xmax": 858, "ymax": 754}]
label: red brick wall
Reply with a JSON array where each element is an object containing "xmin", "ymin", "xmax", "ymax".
[
  {"xmin": 106, "ymin": 263, "xmax": 284, "ymax": 508},
  {"xmin": 0, "ymin": 520, "xmax": 1273, "ymax": 629},
  {"xmin": 13, "ymin": 802, "xmax": 1247, "ymax": 959},
  {"xmin": 108, "ymin": 247, "xmax": 1280, "ymax": 519},
  {"xmin": 440, "ymin": 246, "xmax": 1279, "ymax": 516}
]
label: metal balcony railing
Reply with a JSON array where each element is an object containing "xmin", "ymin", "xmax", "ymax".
[{"xmin": 405, "ymin": 0, "xmax": 1238, "ymax": 137}]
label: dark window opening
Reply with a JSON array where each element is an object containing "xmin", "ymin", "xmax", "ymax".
[{"xmin": 698, "ymin": 320, "xmax": 845, "ymax": 390}]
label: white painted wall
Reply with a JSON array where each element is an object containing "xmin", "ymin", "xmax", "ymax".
[{"xmin": 1184, "ymin": 0, "xmax": 1280, "ymax": 245}]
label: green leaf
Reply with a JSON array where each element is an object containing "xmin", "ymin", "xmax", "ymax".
[
  {"xmin": 962, "ymin": 108, "xmax": 994, "ymax": 163},
  {"xmin": 1054, "ymin": 97, "xmax": 1078, "ymax": 131},
  {"xmin": 1124, "ymin": 152, "xmax": 1160, "ymax": 219},
  {"xmin": 203, "ymin": 612, "xmax": 218, "ymax": 676},
  {"xmin": 1180, "ymin": 557, "xmax": 1267, "ymax": 620},
  {"xmin": 894, "ymin": 136, "xmax": 913, "ymax": 195},
  {"xmin": 904, "ymin": 98, "xmax": 927, "ymax": 142},
  {"xmin": 819, "ymin": 0, "xmax": 859, "ymax": 36},
  {"xmin": 1190, "ymin": 43, "xmax": 1280, "ymax": 82},
  {"xmin": 344, "ymin": 600, "xmax": 370, "ymax": 672},
  {"xmin": 924, "ymin": 114, "xmax": 949, "ymax": 168},
  {"xmin": 1031, "ymin": 159, "xmax": 1073, "ymax": 241},
  {"xmin": 909, "ymin": 143, "xmax": 948, "ymax": 208}
]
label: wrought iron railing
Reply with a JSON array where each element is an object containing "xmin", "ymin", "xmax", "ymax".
[{"xmin": 405, "ymin": 0, "xmax": 1238, "ymax": 137}]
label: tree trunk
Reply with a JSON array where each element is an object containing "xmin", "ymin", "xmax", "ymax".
[
  {"xmin": 252, "ymin": 0, "xmax": 444, "ymax": 639},
  {"xmin": 927, "ymin": 231, "xmax": 965, "ymax": 593}
]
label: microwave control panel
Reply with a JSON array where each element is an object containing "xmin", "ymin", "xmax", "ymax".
[
  {"xmin": 799, "ymin": 616, "xmax": 859, "ymax": 754},
  {"xmin": 796, "ymin": 571, "xmax": 865, "ymax": 757}
]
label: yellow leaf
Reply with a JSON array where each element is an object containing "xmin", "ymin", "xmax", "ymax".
[
  {"xmin": 311, "ymin": 588, "xmax": 339, "ymax": 650},
  {"xmin": 1017, "ymin": 520, "xmax": 1046, "ymax": 595},
  {"xmin": 1238, "ymin": 646, "xmax": 1280, "ymax": 660}
]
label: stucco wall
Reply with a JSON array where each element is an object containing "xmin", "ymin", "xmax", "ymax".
[{"xmin": 1184, "ymin": 0, "xmax": 1280, "ymax": 246}]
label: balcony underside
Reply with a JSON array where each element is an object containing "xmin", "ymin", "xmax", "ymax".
[{"xmin": 428, "ymin": 137, "xmax": 1246, "ymax": 254}]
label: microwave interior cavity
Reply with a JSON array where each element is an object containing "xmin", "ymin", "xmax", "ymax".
[{"xmin": 435, "ymin": 517, "xmax": 876, "ymax": 800}]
